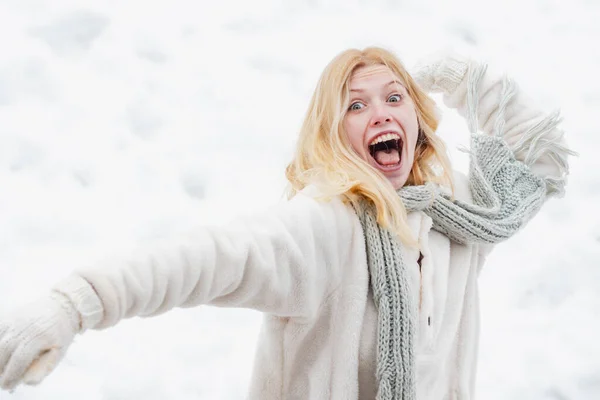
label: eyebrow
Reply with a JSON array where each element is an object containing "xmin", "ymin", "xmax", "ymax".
[{"xmin": 350, "ymin": 80, "xmax": 405, "ymax": 93}]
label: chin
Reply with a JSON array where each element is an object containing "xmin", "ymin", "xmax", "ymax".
[{"xmin": 388, "ymin": 175, "xmax": 409, "ymax": 190}]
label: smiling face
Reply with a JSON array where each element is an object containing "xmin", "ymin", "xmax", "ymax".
[{"xmin": 343, "ymin": 64, "xmax": 420, "ymax": 190}]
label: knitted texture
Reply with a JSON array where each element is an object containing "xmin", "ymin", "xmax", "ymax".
[
  {"xmin": 0, "ymin": 277, "xmax": 103, "ymax": 390},
  {"xmin": 356, "ymin": 58, "xmax": 571, "ymax": 400},
  {"xmin": 0, "ymin": 292, "xmax": 80, "ymax": 391},
  {"xmin": 53, "ymin": 275, "xmax": 104, "ymax": 331},
  {"xmin": 360, "ymin": 206, "xmax": 416, "ymax": 399},
  {"xmin": 412, "ymin": 53, "xmax": 469, "ymax": 95}
]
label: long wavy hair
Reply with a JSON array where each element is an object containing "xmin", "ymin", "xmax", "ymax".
[{"xmin": 285, "ymin": 47, "xmax": 454, "ymax": 245}]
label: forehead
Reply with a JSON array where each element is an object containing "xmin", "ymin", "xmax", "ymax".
[{"xmin": 349, "ymin": 64, "xmax": 405, "ymax": 90}]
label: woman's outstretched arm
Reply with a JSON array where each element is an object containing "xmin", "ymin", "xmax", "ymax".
[
  {"xmin": 0, "ymin": 188, "xmax": 360, "ymax": 390},
  {"xmin": 74, "ymin": 189, "xmax": 356, "ymax": 329}
]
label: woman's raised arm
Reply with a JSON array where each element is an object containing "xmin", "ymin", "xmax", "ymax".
[{"xmin": 413, "ymin": 52, "xmax": 575, "ymax": 197}]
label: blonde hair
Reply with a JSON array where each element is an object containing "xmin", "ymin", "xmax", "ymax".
[{"xmin": 285, "ymin": 47, "xmax": 454, "ymax": 245}]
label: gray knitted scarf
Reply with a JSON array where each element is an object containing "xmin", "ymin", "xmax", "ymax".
[{"xmin": 357, "ymin": 63, "xmax": 572, "ymax": 400}]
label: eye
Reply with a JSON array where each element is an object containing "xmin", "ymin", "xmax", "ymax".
[
  {"xmin": 388, "ymin": 94, "xmax": 403, "ymax": 103},
  {"xmin": 348, "ymin": 101, "xmax": 365, "ymax": 111}
]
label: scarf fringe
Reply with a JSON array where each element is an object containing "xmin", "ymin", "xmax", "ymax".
[
  {"xmin": 510, "ymin": 110, "xmax": 577, "ymax": 196},
  {"xmin": 466, "ymin": 63, "xmax": 487, "ymax": 134},
  {"xmin": 465, "ymin": 63, "xmax": 576, "ymax": 197},
  {"xmin": 493, "ymin": 76, "xmax": 518, "ymax": 138}
]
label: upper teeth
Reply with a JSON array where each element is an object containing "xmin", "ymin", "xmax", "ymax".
[{"xmin": 369, "ymin": 133, "xmax": 401, "ymax": 146}]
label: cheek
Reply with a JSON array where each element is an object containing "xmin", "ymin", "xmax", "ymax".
[
  {"xmin": 398, "ymin": 110, "xmax": 420, "ymax": 159},
  {"xmin": 405, "ymin": 110, "xmax": 420, "ymax": 148},
  {"xmin": 344, "ymin": 118, "xmax": 364, "ymax": 154}
]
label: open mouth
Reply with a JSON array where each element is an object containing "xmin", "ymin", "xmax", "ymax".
[{"xmin": 368, "ymin": 132, "xmax": 403, "ymax": 167}]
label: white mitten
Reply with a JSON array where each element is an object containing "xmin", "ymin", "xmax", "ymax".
[
  {"xmin": 0, "ymin": 276, "xmax": 103, "ymax": 391},
  {"xmin": 411, "ymin": 51, "xmax": 473, "ymax": 95}
]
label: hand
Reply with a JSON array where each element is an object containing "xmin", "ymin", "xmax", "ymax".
[
  {"xmin": 411, "ymin": 51, "xmax": 473, "ymax": 95},
  {"xmin": 0, "ymin": 291, "xmax": 81, "ymax": 391}
]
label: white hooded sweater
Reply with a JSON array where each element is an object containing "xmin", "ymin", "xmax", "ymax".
[{"xmin": 54, "ymin": 57, "xmax": 570, "ymax": 399}]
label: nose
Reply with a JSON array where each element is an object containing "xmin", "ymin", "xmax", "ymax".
[{"xmin": 370, "ymin": 104, "xmax": 392, "ymax": 127}]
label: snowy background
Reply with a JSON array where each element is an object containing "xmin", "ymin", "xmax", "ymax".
[{"xmin": 1, "ymin": 0, "xmax": 598, "ymax": 398}]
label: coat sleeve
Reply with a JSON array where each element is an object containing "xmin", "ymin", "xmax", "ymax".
[
  {"xmin": 413, "ymin": 52, "xmax": 575, "ymax": 197},
  {"xmin": 52, "ymin": 190, "xmax": 359, "ymax": 330}
]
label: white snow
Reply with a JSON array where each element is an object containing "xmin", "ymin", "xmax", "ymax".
[{"xmin": 0, "ymin": 0, "xmax": 598, "ymax": 399}]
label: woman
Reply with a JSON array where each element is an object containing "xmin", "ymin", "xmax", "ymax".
[{"xmin": 0, "ymin": 47, "xmax": 572, "ymax": 399}]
